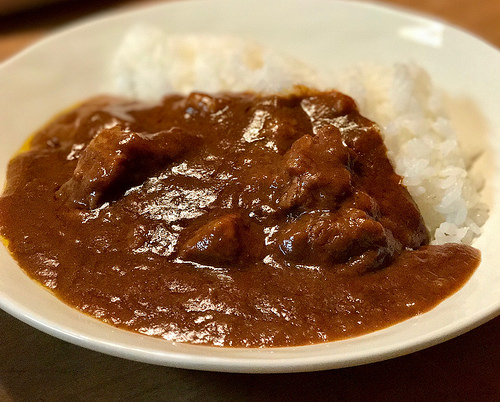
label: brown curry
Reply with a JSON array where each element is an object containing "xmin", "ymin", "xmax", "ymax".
[{"xmin": 0, "ymin": 89, "xmax": 480, "ymax": 347}]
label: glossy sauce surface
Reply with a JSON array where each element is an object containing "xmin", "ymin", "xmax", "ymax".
[{"xmin": 0, "ymin": 90, "xmax": 480, "ymax": 347}]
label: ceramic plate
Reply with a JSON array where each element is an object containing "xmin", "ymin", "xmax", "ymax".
[{"xmin": 0, "ymin": 0, "xmax": 499, "ymax": 373}]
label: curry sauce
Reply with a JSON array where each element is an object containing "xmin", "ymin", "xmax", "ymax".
[{"xmin": 0, "ymin": 90, "xmax": 480, "ymax": 346}]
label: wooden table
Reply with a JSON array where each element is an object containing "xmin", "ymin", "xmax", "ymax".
[{"xmin": 0, "ymin": 1, "xmax": 499, "ymax": 400}]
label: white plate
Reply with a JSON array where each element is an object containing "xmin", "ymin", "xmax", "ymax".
[{"xmin": 0, "ymin": 0, "xmax": 499, "ymax": 373}]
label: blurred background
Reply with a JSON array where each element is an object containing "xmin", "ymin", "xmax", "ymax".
[{"xmin": 0, "ymin": 0, "xmax": 499, "ymax": 63}]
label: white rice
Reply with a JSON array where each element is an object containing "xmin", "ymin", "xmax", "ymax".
[
  {"xmin": 109, "ymin": 25, "xmax": 488, "ymax": 245},
  {"xmin": 330, "ymin": 63, "xmax": 488, "ymax": 244},
  {"xmin": 111, "ymin": 25, "xmax": 321, "ymax": 98}
]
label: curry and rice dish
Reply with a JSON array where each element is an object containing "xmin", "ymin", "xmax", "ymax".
[{"xmin": 0, "ymin": 89, "xmax": 480, "ymax": 347}]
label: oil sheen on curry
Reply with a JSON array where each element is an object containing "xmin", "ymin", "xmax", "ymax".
[{"xmin": 0, "ymin": 89, "xmax": 480, "ymax": 347}]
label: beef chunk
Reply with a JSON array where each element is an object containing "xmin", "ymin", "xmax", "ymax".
[
  {"xmin": 184, "ymin": 92, "xmax": 227, "ymax": 115},
  {"xmin": 276, "ymin": 208, "xmax": 400, "ymax": 271},
  {"xmin": 300, "ymin": 90, "xmax": 357, "ymax": 125},
  {"xmin": 57, "ymin": 125, "xmax": 193, "ymax": 209},
  {"xmin": 244, "ymin": 95, "xmax": 313, "ymax": 154},
  {"xmin": 178, "ymin": 214, "xmax": 247, "ymax": 266},
  {"xmin": 278, "ymin": 125, "xmax": 354, "ymax": 210}
]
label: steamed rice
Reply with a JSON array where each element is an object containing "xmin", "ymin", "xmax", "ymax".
[
  {"xmin": 109, "ymin": 25, "xmax": 488, "ymax": 245},
  {"xmin": 331, "ymin": 64, "xmax": 488, "ymax": 244}
]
